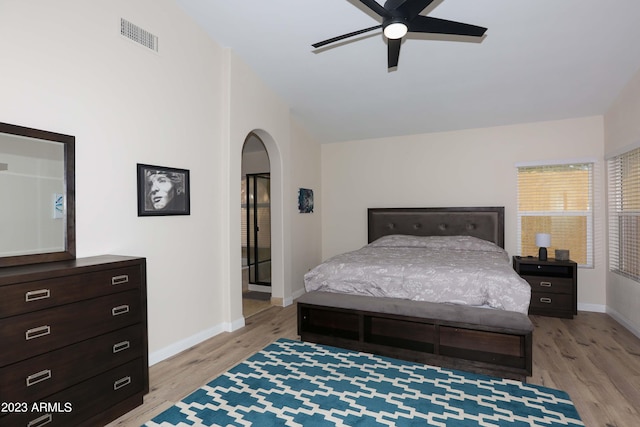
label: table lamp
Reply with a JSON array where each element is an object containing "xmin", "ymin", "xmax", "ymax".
[{"xmin": 536, "ymin": 233, "xmax": 551, "ymax": 261}]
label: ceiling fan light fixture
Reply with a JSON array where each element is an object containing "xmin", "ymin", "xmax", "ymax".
[
  {"xmin": 311, "ymin": 0, "xmax": 488, "ymax": 69},
  {"xmin": 383, "ymin": 22, "xmax": 408, "ymax": 39}
]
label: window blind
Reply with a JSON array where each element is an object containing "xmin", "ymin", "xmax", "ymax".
[
  {"xmin": 608, "ymin": 147, "xmax": 640, "ymax": 281},
  {"xmin": 517, "ymin": 163, "xmax": 593, "ymax": 267}
]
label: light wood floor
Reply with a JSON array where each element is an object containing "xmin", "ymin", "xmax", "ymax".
[
  {"xmin": 241, "ymin": 294, "xmax": 272, "ymax": 318},
  {"xmin": 107, "ymin": 305, "xmax": 640, "ymax": 427}
]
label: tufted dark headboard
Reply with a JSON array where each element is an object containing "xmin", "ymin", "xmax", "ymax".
[{"xmin": 368, "ymin": 207, "xmax": 505, "ymax": 248}]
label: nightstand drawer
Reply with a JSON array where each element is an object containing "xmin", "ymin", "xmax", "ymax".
[
  {"xmin": 517, "ymin": 262, "xmax": 573, "ymax": 278},
  {"xmin": 529, "ymin": 293, "xmax": 573, "ymax": 312},
  {"xmin": 521, "ymin": 275, "xmax": 573, "ymax": 294}
]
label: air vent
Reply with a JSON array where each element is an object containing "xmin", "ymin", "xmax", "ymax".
[{"xmin": 120, "ymin": 18, "xmax": 158, "ymax": 52}]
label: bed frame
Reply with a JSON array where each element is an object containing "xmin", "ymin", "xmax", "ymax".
[{"xmin": 298, "ymin": 207, "xmax": 533, "ymax": 381}]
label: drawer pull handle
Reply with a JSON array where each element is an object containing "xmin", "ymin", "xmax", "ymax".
[
  {"xmin": 25, "ymin": 289, "xmax": 51, "ymax": 302},
  {"xmin": 540, "ymin": 297, "xmax": 552, "ymax": 304},
  {"xmin": 27, "ymin": 369, "xmax": 51, "ymax": 387},
  {"xmin": 114, "ymin": 376, "xmax": 131, "ymax": 390},
  {"xmin": 26, "ymin": 369, "xmax": 52, "ymax": 387},
  {"xmin": 113, "ymin": 340, "xmax": 131, "ymax": 353},
  {"xmin": 112, "ymin": 305, "xmax": 130, "ymax": 316},
  {"xmin": 540, "ymin": 281, "xmax": 552, "ymax": 287},
  {"xmin": 26, "ymin": 325, "xmax": 51, "ymax": 340},
  {"xmin": 28, "ymin": 414, "xmax": 53, "ymax": 427},
  {"xmin": 112, "ymin": 274, "xmax": 129, "ymax": 285}
]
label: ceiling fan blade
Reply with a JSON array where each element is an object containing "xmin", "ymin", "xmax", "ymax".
[
  {"xmin": 408, "ymin": 15, "xmax": 487, "ymax": 37},
  {"xmin": 388, "ymin": 38, "xmax": 401, "ymax": 68},
  {"xmin": 312, "ymin": 25, "xmax": 382, "ymax": 48},
  {"xmin": 359, "ymin": 0, "xmax": 392, "ymax": 18},
  {"xmin": 392, "ymin": 0, "xmax": 435, "ymax": 20}
]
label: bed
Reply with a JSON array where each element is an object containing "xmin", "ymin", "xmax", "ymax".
[{"xmin": 297, "ymin": 207, "xmax": 534, "ymax": 381}]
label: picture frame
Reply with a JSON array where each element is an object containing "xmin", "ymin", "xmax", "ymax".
[
  {"xmin": 137, "ymin": 163, "xmax": 190, "ymax": 216},
  {"xmin": 298, "ymin": 188, "xmax": 314, "ymax": 213}
]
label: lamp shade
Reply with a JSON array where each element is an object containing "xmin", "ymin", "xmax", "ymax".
[{"xmin": 535, "ymin": 233, "xmax": 551, "ymax": 248}]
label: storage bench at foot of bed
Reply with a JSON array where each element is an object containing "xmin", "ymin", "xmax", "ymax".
[{"xmin": 297, "ymin": 291, "xmax": 533, "ymax": 382}]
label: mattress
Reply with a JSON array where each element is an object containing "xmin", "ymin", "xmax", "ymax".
[{"xmin": 304, "ymin": 235, "xmax": 531, "ymax": 314}]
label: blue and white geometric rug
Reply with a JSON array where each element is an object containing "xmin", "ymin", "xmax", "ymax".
[{"xmin": 142, "ymin": 338, "xmax": 584, "ymax": 427}]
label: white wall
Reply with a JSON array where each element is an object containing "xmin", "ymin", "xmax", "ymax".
[
  {"xmin": 322, "ymin": 116, "xmax": 607, "ymax": 310},
  {"xmin": 0, "ymin": 0, "xmax": 323, "ymax": 363},
  {"xmin": 225, "ymin": 53, "xmax": 291, "ymax": 316},
  {"xmin": 224, "ymin": 49, "xmax": 323, "ymax": 317},
  {"xmin": 290, "ymin": 118, "xmax": 322, "ymax": 298},
  {"xmin": 604, "ymin": 67, "xmax": 640, "ymax": 336},
  {"xmin": 0, "ymin": 0, "xmax": 226, "ymax": 360}
]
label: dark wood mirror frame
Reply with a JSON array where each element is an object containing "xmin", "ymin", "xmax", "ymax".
[{"xmin": 0, "ymin": 122, "xmax": 76, "ymax": 268}]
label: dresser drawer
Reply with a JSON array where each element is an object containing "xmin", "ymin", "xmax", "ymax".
[
  {"xmin": 529, "ymin": 292, "xmax": 573, "ymax": 312},
  {"xmin": 1, "ymin": 358, "xmax": 144, "ymax": 427},
  {"xmin": 521, "ymin": 275, "xmax": 573, "ymax": 294},
  {"xmin": 0, "ymin": 324, "xmax": 143, "ymax": 402},
  {"xmin": 0, "ymin": 266, "xmax": 141, "ymax": 319},
  {"xmin": 0, "ymin": 290, "xmax": 141, "ymax": 366}
]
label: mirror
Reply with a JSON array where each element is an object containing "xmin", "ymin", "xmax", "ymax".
[{"xmin": 0, "ymin": 122, "xmax": 75, "ymax": 268}]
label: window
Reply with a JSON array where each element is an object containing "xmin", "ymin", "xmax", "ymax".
[
  {"xmin": 608, "ymin": 147, "xmax": 640, "ymax": 281},
  {"xmin": 517, "ymin": 162, "xmax": 593, "ymax": 267}
]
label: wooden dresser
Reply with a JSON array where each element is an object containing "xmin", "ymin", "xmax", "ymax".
[{"xmin": 0, "ymin": 255, "xmax": 148, "ymax": 427}]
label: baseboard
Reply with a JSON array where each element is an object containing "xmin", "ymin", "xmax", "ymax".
[
  {"xmin": 228, "ymin": 316, "xmax": 246, "ymax": 331},
  {"xmin": 149, "ymin": 316, "xmax": 245, "ymax": 366},
  {"xmin": 271, "ymin": 288, "xmax": 306, "ymax": 307},
  {"xmin": 578, "ymin": 303, "xmax": 640, "ymax": 339},
  {"xmin": 288, "ymin": 288, "xmax": 306, "ymax": 305},
  {"xmin": 577, "ymin": 302, "xmax": 606, "ymax": 313},
  {"xmin": 248, "ymin": 284, "xmax": 272, "ymax": 292},
  {"xmin": 607, "ymin": 307, "xmax": 640, "ymax": 340}
]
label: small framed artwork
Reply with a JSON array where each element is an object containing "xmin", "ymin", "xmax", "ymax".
[
  {"xmin": 137, "ymin": 163, "xmax": 190, "ymax": 216},
  {"xmin": 298, "ymin": 188, "xmax": 314, "ymax": 213},
  {"xmin": 52, "ymin": 193, "xmax": 64, "ymax": 219}
]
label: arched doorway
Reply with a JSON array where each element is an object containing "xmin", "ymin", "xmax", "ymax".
[{"xmin": 241, "ymin": 133, "xmax": 271, "ymax": 317}]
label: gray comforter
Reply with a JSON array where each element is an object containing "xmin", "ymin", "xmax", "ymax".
[{"xmin": 304, "ymin": 235, "xmax": 531, "ymax": 314}]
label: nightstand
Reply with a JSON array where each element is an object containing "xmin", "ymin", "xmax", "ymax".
[{"xmin": 512, "ymin": 256, "xmax": 577, "ymax": 318}]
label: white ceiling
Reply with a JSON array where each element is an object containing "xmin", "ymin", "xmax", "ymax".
[{"xmin": 176, "ymin": 0, "xmax": 640, "ymax": 144}]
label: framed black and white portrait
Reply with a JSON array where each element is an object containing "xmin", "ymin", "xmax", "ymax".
[{"xmin": 137, "ymin": 163, "xmax": 190, "ymax": 216}]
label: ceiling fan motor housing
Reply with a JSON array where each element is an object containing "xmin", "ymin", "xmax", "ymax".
[{"xmin": 384, "ymin": 0, "xmax": 408, "ymax": 10}]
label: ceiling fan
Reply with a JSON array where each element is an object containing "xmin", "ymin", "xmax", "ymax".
[{"xmin": 312, "ymin": 0, "xmax": 487, "ymax": 69}]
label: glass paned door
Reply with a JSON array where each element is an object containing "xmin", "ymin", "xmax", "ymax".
[{"xmin": 246, "ymin": 173, "xmax": 271, "ymax": 285}]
